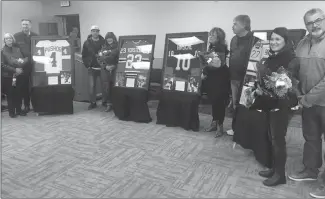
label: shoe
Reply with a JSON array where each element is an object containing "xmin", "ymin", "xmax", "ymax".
[
  {"xmin": 204, "ymin": 121, "xmax": 217, "ymax": 132},
  {"xmin": 105, "ymin": 105, "xmax": 112, "ymax": 112},
  {"xmin": 215, "ymin": 123, "xmax": 224, "ymax": 138},
  {"xmin": 310, "ymin": 187, "xmax": 325, "ymax": 198},
  {"xmin": 263, "ymin": 173, "xmax": 286, "ymax": 187},
  {"xmin": 259, "ymin": 169, "xmax": 274, "ymax": 178},
  {"xmin": 288, "ymin": 168, "xmax": 318, "ymax": 182},
  {"xmin": 24, "ymin": 107, "xmax": 30, "ymax": 113},
  {"xmin": 226, "ymin": 129, "xmax": 234, "ymax": 136},
  {"xmin": 17, "ymin": 111, "xmax": 27, "ymax": 116},
  {"xmin": 88, "ymin": 103, "xmax": 97, "ymax": 110},
  {"xmin": 9, "ymin": 113, "xmax": 17, "ymax": 118}
]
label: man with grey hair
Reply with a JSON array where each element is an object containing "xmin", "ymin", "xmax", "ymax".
[
  {"xmin": 287, "ymin": 8, "xmax": 325, "ymax": 198},
  {"xmin": 226, "ymin": 15, "xmax": 259, "ymax": 136}
]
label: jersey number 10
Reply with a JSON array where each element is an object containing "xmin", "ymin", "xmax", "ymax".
[{"xmin": 175, "ymin": 58, "xmax": 191, "ymax": 71}]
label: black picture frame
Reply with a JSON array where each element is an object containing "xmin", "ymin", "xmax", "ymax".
[
  {"xmin": 161, "ymin": 32, "xmax": 209, "ymax": 95},
  {"xmin": 31, "ymin": 36, "xmax": 75, "ymax": 87},
  {"xmin": 115, "ymin": 35, "xmax": 156, "ymax": 91}
]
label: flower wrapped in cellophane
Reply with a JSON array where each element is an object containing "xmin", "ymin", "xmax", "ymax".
[
  {"xmin": 96, "ymin": 45, "xmax": 112, "ymax": 69},
  {"xmin": 241, "ymin": 65, "xmax": 293, "ymax": 109},
  {"xmin": 263, "ymin": 66, "xmax": 292, "ymax": 98}
]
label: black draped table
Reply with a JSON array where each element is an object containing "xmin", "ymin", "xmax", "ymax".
[
  {"xmin": 233, "ymin": 106, "xmax": 272, "ymax": 168},
  {"xmin": 111, "ymin": 87, "xmax": 152, "ymax": 123},
  {"xmin": 156, "ymin": 91, "xmax": 200, "ymax": 131},
  {"xmin": 31, "ymin": 85, "xmax": 74, "ymax": 115}
]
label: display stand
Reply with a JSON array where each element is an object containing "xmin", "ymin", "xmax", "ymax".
[
  {"xmin": 112, "ymin": 35, "xmax": 156, "ymax": 123},
  {"xmin": 156, "ymin": 32, "xmax": 208, "ymax": 131},
  {"xmin": 30, "ymin": 36, "xmax": 75, "ymax": 115}
]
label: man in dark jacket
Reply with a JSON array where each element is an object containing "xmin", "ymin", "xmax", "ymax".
[
  {"xmin": 14, "ymin": 19, "xmax": 38, "ymax": 113},
  {"xmin": 226, "ymin": 15, "xmax": 259, "ymax": 136},
  {"xmin": 82, "ymin": 25, "xmax": 106, "ymax": 110}
]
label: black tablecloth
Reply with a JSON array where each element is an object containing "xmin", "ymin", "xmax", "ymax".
[
  {"xmin": 156, "ymin": 91, "xmax": 200, "ymax": 131},
  {"xmin": 111, "ymin": 87, "xmax": 152, "ymax": 123},
  {"xmin": 233, "ymin": 106, "xmax": 272, "ymax": 168},
  {"xmin": 31, "ymin": 85, "xmax": 74, "ymax": 115}
]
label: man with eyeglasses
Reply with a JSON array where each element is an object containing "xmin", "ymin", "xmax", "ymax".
[{"xmin": 288, "ymin": 8, "xmax": 325, "ymax": 198}]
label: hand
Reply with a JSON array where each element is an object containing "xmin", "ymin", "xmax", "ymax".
[
  {"xmin": 105, "ymin": 65, "xmax": 112, "ymax": 71},
  {"xmin": 15, "ymin": 68, "xmax": 23, "ymax": 75},
  {"xmin": 17, "ymin": 58, "xmax": 24, "ymax": 63},
  {"xmin": 255, "ymin": 85, "xmax": 263, "ymax": 96},
  {"xmin": 201, "ymin": 73, "xmax": 207, "ymax": 80}
]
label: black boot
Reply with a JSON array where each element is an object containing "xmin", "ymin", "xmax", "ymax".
[
  {"xmin": 263, "ymin": 173, "xmax": 286, "ymax": 187},
  {"xmin": 215, "ymin": 123, "xmax": 224, "ymax": 137},
  {"xmin": 259, "ymin": 169, "xmax": 274, "ymax": 178},
  {"xmin": 204, "ymin": 120, "xmax": 217, "ymax": 132},
  {"xmin": 88, "ymin": 102, "xmax": 97, "ymax": 110}
]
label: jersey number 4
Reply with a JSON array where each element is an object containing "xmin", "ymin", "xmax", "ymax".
[{"xmin": 50, "ymin": 52, "xmax": 57, "ymax": 67}]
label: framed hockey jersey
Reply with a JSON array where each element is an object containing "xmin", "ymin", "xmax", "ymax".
[
  {"xmin": 115, "ymin": 35, "xmax": 156, "ymax": 90},
  {"xmin": 161, "ymin": 32, "xmax": 208, "ymax": 95},
  {"xmin": 31, "ymin": 36, "xmax": 74, "ymax": 87}
]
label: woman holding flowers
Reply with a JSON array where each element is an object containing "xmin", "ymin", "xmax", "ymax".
[
  {"xmin": 253, "ymin": 27, "xmax": 297, "ymax": 186},
  {"xmin": 201, "ymin": 27, "xmax": 231, "ymax": 137},
  {"xmin": 97, "ymin": 32, "xmax": 119, "ymax": 112}
]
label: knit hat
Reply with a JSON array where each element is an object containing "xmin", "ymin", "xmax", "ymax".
[{"xmin": 271, "ymin": 27, "xmax": 289, "ymax": 43}]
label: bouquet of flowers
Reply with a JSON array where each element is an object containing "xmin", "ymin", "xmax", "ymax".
[
  {"xmin": 198, "ymin": 51, "xmax": 222, "ymax": 68},
  {"xmin": 242, "ymin": 65, "xmax": 293, "ymax": 109},
  {"xmin": 263, "ymin": 67, "xmax": 292, "ymax": 98},
  {"xmin": 96, "ymin": 45, "xmax": 112, "ymax": 70}
]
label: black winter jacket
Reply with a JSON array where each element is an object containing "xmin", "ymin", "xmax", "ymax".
[{"xmin": 81, "ymin": 34, "xmax": 105, "ymax": 69}]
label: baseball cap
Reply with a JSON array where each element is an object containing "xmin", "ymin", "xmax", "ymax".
[{"xmin": 90, "ymin": 25, "xmax": 100, "ymax": 31}]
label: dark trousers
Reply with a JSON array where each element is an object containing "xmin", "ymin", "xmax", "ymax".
[
  {"xmin": 88, "ymin": 68, "xmax": 111, "ymax": 104},
  {"xmin": 302, "ymin": 106, "xmax": 325, "ymax": 174},
  {"xmin": 1, "ymin": 77, "xmax": 21, "ymax": 115},
  {"xmin": 269, "ymin": 108, "xmax": 289, "ymax": 176},
  {"xmin": 16, "ymin": 74, "xmax": 31, "ymax": 109},
  {"xmin": 211, "ymin": 96, "xmax": 228, "ymax": 124}
]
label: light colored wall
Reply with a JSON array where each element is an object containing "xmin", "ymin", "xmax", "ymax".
[
  {"xmin": 1, "ymin": 1, "xmax": 43, "ymax": 35},
  {"xmin": 41, "ymin": 1, "xmax": 325, "ymax": 59}
]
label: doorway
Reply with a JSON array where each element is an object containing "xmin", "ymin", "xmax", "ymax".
[{"xmin": 56, "ymin": 14, "xmax": 81, "ymax": 53}]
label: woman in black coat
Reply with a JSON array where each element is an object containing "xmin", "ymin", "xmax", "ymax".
[
  {"xmin": 2, "ymin": 33, "xmax": 28, "ymax": 118},
  {"xmin": 202, "ymin": 27, "xmax": 231, "ymax": 137},
  {"xmin": 254, "ymin": 27, "xmax": 297, "ymax": 187}
]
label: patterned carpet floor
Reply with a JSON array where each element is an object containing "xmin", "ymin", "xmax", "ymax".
[{"xmin": 1, "ymin": 101, "xmax": 324, "ymax": 198}]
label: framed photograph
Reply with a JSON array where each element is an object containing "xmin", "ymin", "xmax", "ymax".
[
  {"xmin": 31, "ymin": 36, "xmax": 74, "ymax": 87},
  {"xmin": 161, "ymin": 32, "xmax": 209, "ymax": 95},
  {"xmin": 60, "ymin": 71, "xmax": 72, "ymax": 84},
  {"xmin": 115, "ymin": 35, "xmax": 156, "ymax": 90}
]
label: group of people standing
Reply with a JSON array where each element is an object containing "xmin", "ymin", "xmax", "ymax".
[
  {"xmin": 201, "ymin": 8, "xmax": 325, "ymax": 198},
  {"xmin": 1, "ymin": 6, "xmax": 325, "ymax": 198},
  {"xmin": 1, "ymin": 19, "xmax": 37, "ymax": 118}
]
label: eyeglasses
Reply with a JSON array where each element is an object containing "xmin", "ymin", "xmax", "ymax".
[{"xmin": 305, "ymin": 18, "xmax": 325, "ymax": 27}]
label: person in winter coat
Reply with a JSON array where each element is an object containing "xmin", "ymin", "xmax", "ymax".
[
  {"xmin": 2, "ymin": 33, "xmax": 29, "ymax": 117},
  {"xmin": 81, "ymin": 25, "xmax": 105, "ymax": 110},
  {"xmin": 97, "ymin": 32, "xmax": 119, "ymax": 112},
  {"xmin": 202, "ymin": 27, "xmax": 231, "ymax": 137},
  {"xmin": 254, "ymin": 27, "xmax": 297, "ymax": 187}
]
